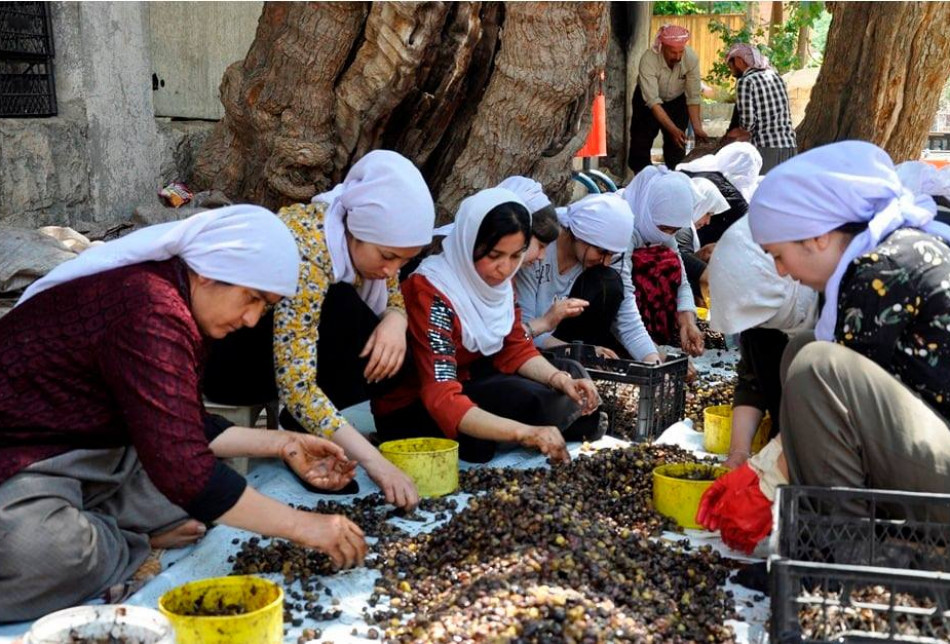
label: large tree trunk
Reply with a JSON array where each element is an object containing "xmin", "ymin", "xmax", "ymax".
[
  {"xmin": 797, "ymin": 1, "xmax": 950, "ymax": 162},
  {"xmin": 193, "ymin": 1, "xmax": 608, "ymax": 222}
]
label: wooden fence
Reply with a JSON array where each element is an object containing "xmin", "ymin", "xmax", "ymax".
[{"xmin": 650, "ymin": 14, "xmax": 746, "ymax": 81}]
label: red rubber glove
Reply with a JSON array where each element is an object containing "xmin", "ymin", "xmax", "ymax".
[{"xmin": 696, "ymin": 463, "xmax": 772, "ymax": 554}]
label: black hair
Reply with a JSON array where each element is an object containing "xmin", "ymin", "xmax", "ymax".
[
  {"xmin": 473, "ymin": 202, "xmax": 531, "ymax": 262},
  {"xmin": 834, "ymin": 222, "xmax": 869, "ymax": 236},
  {"xmin": 531, "ymin": 204, "xmax": 561, "ymax": 244}
]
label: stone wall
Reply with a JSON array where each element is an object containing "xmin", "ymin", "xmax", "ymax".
[{"xmin": 0, "ymin": 2, "xmax": 245, "ymax": 229}]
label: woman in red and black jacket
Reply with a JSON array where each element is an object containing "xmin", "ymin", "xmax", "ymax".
[{"xmin": 372, "ymin": 188, "xmax": 603, "ymax": 463}]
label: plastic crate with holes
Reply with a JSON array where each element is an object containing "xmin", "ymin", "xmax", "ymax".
[
  {"xmin": 769, "ymin": 485, "xmax": 950, "ymax": 643},
  {"xmin": 542, "ymin": 342, "xmax": 688, "ymax": 442}
]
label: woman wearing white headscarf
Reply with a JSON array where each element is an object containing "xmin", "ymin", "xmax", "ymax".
[
  {"xmin": 896, "ymin": 160, "xmax": 950, "ymax": 225},
  {"xmin": 675, "ymin": 177, "xmax": 731, "ymax": 303},
  {"xmin": 0, "ymin": 206, "xmax": 368, "ymax": 621},
  {"xmin": 621, "ymin": 166, "xmax": 705, "ymax": 356},
  {"xmin": 698, "ymin": 141, "xmax": 950, "ymax": 555},
  {"xmin": 514, "ymin": 193, "xmax": 661, "ymax": 363},
  {"xmin": 373, "ymin": 188, "xmax": 602, "ymax": 464},
  {"xmin": 204, "ymin": 150, "xmax": 435, "ymax": 509},
  {"xmin": 677, "ymin": 141, "xmax": 763, "ymax": 203},
  {"xmin": 706, "ymin": 215, "xmax": 818, "ymax": 470}
]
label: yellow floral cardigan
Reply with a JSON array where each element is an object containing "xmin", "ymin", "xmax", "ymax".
[{"xmin": 274, "ymin": 202, "xmax": 406, "ymax": 437}]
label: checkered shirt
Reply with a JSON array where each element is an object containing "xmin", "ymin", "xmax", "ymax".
[{"xmin": 736, "ymin": 68, "xmax": 797, "ymax": 149}]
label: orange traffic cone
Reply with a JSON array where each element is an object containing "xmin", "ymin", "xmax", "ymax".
[{"xmin": 576, "ymin": 73, "xmax": 607, "ymax": 158}]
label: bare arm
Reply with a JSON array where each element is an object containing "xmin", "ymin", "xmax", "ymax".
[
  {"xmin": 217, "ymin": 487, "xmax": 367, "ymax": 568},
  {"xmin": 723, "ymin": 405, "xmax": 764, "ymax": 469}
]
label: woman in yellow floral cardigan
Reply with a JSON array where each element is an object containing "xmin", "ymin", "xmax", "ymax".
[{"xmin": 205, "ymin": 151, "xmax": 435, "ymax": 509}]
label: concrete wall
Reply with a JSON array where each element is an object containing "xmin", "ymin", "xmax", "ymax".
[
  {"xmin": 0, "ymin": 2, "xmax": 249, "ymax": 229},
  {"xmin": 149, "ymin": 2, "xmax": 262, "ymax": 120}
]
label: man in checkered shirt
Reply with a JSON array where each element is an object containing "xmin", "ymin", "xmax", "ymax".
[{"xmin": 725, "ymin": 43, "xmax": 797, "ymax": 174}]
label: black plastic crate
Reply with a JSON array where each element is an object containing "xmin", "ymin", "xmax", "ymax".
[
  {"xmin": 0, "ymin": 58, "xmax": 56, "ymax": 117},
  {"xmin": 775, "ymin": 486, "xmax": 950, "ymax": 572},
  {"xmin": 0, "ymin": 2, "xmax": 54, "ymax": 58},
  {"xmin": 543, "ymin": 342, "xmax": 687, "ymax": 442},
  {"xmin": 770, "ymin": 559, "xmax": 950, "ymax": 643}
]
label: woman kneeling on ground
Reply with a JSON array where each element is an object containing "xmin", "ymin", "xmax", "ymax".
[
  {"xmin": 698, "ymin": 141, "xmax": 950, "ymax": 553},
  {"xmin": 373, "ymin": 188, "xmax": 602, "ymax": 464},
  {"xmin": 0, "ymin": 206, "xmax": 367, "ymax": 622},
  {"xmin": 204, "ymin": 150, "xmax": 435, "ymax": 509},
  {"xmin": 621, "ymin": 166, "xmax": 705, "ymax": 355}
]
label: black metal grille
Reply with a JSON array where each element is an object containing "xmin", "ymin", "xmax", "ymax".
[
  {"xmin": 0, "ymin": 2, "xmax": 53, "ymax": 58},
  {"xmin": 0, "ymin": 58, "xmax": 56, "ymax": 117},
  {"xmin": 0, "ymin": 2, "xmax": 56, "ymax": 117}
]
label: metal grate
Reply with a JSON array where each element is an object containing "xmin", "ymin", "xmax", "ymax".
[
  {"xmin": 0, "ymin": 58, "xmax": 56, "ymax": 117},
  {"xmin": 0, "ymin": 2, "xmax": 53, "ymax": 58}
]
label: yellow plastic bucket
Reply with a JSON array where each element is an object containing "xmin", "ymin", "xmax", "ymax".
[
  {"xmin": 652, "ymin": 462, "xmax": 729, "ymax": 530},
  {"xmin": 696, "ymin": 306, "xmax": 709, "ymax": 321},
  {"xmin": 158, "ymin": 575, "xmax": 283, "ymax": 644},
  {"xmin": 702, "ymin": 405, "xmax": 771, "ymax": 455},
  {"xmin": 379, "ymin": 437, "xmax": 459, "ymax": 497}
]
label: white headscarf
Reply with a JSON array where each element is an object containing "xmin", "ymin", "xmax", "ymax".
[
  {"xmin": 415, "ymin": 188, "xmax": 528, "ymax": 355},
  {"xmin": 497, "ymin": 176, "xmax": 551, "ymax": 214},
  {"xmin": 708, "ymin": 216, "xmax": 818, "ymax": 336},
  {"xmin": 312, "ymin": 149, "xmax": 434, "ymax": 314},
  {"xmin": 688, "ymin": 177, "xmax": 730, "ymax": 250},
  {"xmin": 895, "ymin": 161, "xmax": 950, "ymax": 199},
  {"xmin": 17, "ymin": 205, "xmax": 300, "ymax": 306},
  {"xmin": 677, "ymin": 142, "xmax": 763, "ymax": 202},
  {"xmin": 623, "ymin": 166, "xmax": 694, "ymax": 244},
  {"xmin": 748, "ymin": 140, "xmax": 947, "ymax": 342},
  {"xmin": 557, "ymin": 193, "xmax": 633, "ymax": 254}
]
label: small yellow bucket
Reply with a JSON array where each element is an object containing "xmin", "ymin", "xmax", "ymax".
[
  {"xmin": 379, "ymin": 437, "xmax": 459, "ymax": 497},
  {"xmin": 702, "ymin": 405, "xmax": 771, "ymax": 455},
  {"xmin": 652, "ymin": 462, "xmax": 729, "ymax": 530},
  {"xmin": 696, "ymin": 306, "xmax": 709, "ymax": 321},
  {"xmin": 158, "ymin": 576, "xmax": 283, "ymax": 644}
]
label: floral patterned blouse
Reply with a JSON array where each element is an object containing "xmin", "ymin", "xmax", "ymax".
[
  {"xmin": 274, "ymin": 202, "xmax": 406, "ymax": 437},
  {"xmin": 837, "ymin": 228, "xmax": 950, "ymax": 418}
]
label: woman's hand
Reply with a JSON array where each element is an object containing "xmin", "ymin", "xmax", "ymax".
[
  {"xmin": 290, "ymin": 513, "xmax": 367, "ymax": 569},
  {"xmin": 677, "ymin": 311, "xmax": 705, "ymax": 356},
  {"xmin": 361, "ymin": 311, "xmax": 408, "ymax": 383},
  {"xmin": 555, "ymin": 375, "xmax": 600, "ymax": 415},
  {"xmin": 280, "ymin": 434, "xmax": 357, "ymax": 491},
  {"xmin": 593, "ymin": 345, "xmax": 619, "ymax": 359},
  {"xmin": 542, "ymin": 297, "xmax": 588, "ymax": 331},
  {"xmin": 518, "ymin": 425, "xmax": 570, "ymax": 464},
  {"xmin": 365, "ymin": 459, "xmax": 420, "ymax": 510}
]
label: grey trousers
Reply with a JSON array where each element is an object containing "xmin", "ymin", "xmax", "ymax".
[
  {"xmin": 758, "ymin": 146, "xmax": 797, "ymax": 174},
  {"xmin": 0, "ymin": 448, "xmax": 188, "ymax": 622},
  {"xmin": 779, "ymin": 333, "xmax": 950, "ymax": 518}
]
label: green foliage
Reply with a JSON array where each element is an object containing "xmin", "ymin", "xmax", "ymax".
[
  {"xmin": 653, "ymin": 1, "xmax": 702, "ymax": 15},
  {"xmin": 705, "ymin": 1, "xmax": 826, "ymax": 89},
  {"xmin": 654, "ymin": 1, "xmax": 746, "ymax": 16}
]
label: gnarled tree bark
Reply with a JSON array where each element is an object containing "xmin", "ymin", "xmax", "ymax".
[
  {"xmin": 193, "ymin": 1, "xmax": 609, "ymax": 222},
  {"xmin": 797, "ymin": 1, "xmax": 950, "ymax": 161}
]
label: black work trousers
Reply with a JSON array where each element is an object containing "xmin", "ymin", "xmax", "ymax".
[
  {"xmin": 203, "ymin": 283, "xmax": 394, "ymax": 421},
  {"xmin": 374, "ymin": 358, "xmax": 604, "ymax": 464},
  {"xmin": 628, "ymin": 86, "xmax": 689, "ymax": 173},
  {"xmin": 553, "ymin": 264, "xmax": 627, "ymax": 358}
]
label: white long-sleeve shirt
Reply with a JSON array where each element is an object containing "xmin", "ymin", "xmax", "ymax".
[{"xmin": 514, "ymin": 242, "xmax": 658, "ymax": 360}]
